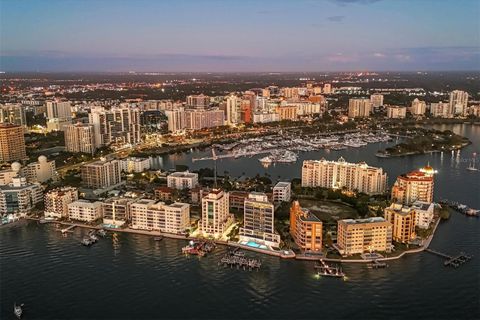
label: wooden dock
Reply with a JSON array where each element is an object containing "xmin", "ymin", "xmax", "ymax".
[
  {"xmin": 425, "ymin": 248, "xmax": 472, "ymax": 268},
  {"xmin": 218, "ymin": 251, "xmax": 262, "ymax": 271},
  {"xmin": 60, "ymin": 225, "xmax": 77, "ymax": 234}
]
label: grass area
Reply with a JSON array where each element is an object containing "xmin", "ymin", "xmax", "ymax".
[{"xmin": 298, "ymin": 199, "xmax": 359, "ymax": 223}]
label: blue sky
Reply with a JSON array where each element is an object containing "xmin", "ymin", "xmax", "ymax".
[{"xmin": 1, "ymin": 0, "xmax": 479, "ymax": 72}]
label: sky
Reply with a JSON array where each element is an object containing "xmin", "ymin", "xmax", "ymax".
[{"xmin": 0, "ymin": 0, "xmax": 479, "ymax": 72}]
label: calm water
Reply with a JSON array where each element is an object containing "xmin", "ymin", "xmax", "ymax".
[{"xmin": 1, "ymin": 124, "xmax": 479, "ymax": 319}]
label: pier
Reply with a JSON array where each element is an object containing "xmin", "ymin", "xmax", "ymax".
[
  {"xmin": 425, "ymin": 249, "xmax": 472, "ymax": 268},
  {"xmin": 60, "ymin": 225, "xmax": 77, "ymax": 234}
]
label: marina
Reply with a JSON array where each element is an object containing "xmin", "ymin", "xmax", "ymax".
[
  {"xmin": 439, "ymin": 199, "xmax": 479, "ymax": 217},
  {"xmin": 314, "ymin": 260, "xmax": 345, "ymax": 279},
  {"xmin": 182, "ymin": 240, "xmax": 216, "ymax": 256},
  {"xmin": 218, "ymin": 249, "xmax": 262, "ymax": 271}
]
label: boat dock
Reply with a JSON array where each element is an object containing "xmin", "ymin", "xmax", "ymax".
[
  {"xmin": 425, "ymin": 249, "xmax": 472, "ymax": 268},
  {"xmin": 367, "ymin": 260, "xmax": 388, "ymax": 269},
  {"xmin": 314, "ymin": 259, "xmax": 345, "ymax": 278},
  {"xmin": 60, "ymin": 225, "xmax": 77, "ymax": 234},
  {"xmin": 218, "ymin": 250, "xmax": 262, "ymax": 271}
]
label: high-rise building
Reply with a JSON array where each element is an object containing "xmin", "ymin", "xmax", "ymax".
[
  {"xmin": 167, "ymin": 171, "xmax": 199, "ymax": 190},
  {"xmin": 64, "ymin": 123, "xmax": 97, "ymax": 155},
  {"xmin": 449, "ymin": 90, "xmax": 468, "ymax": 116},
  {"xmin": 80, "ymin": 158, "xmax": 122, "ymax": 189},
  {"xmin": 384, "ymin": 203, "xmax": 416, "ymax": 243},
  {"xmin": 226, "ymin": 95, "xmax": 241, "ymax": 125},
  {"xmin": 184, "ymin": 108, "xmax": 225, "ymax": 130},
  {"xmin": 67, "ymin": 200, "xmax": 103, "ymax": 222},
  {"xmin": 386, "ymin": 106, "xmax": 407, "ymax": 119},
  {"xmin": 409, "ymin": 98, "xmax": 427, "ymax": 116},
  {"xmin": 348, "ymin": 98, "xmax": 371, "ymax": 118},
  {"xmin": 391, "ymin": 166, "xmax": 435, "ymax": 205},
  {"xmin": 130, "ymin": 199, "xmax": 190, "ymax": 234},
  {"xmin": 323, "ymin": 83, "xmax": 332, "ymax": 94},
  {"xmin": 46, "ymin": 100, "xmax": 72, "ymax": 121},
  {"xmin": 0, "ymin": 176, "xmax": 43, "ymax": 215},
  {"xmin": 0, "ymin": 123, "xmax": 27, "ymax": 162},
  {"xmin": 44, "ymin": 187, "xmax": 78, "ymax": 219},
  {"xmin": 200, "ymin": 189, "xmax": 232, "ymax": 237},
  {"xmin": 165, "ymin": 108, "xmax": 186, "ymax": 133},
  {"xmin": 239, "ymin": 192, "xmax": 280, "ymax": 247},
  {"xmin": 301, "ymin": 157, "xmax": 387, "ymax": 195},
  {"xmin": 430, "ymin": 102, "xmax": 451, "ymax": 118},
  {"xmin": 0, "ymin": 104, "xmax": 27, "ymax": 127},
  {"xmin": 289, "ymin": 201, "xmax": 323, "ymax": 252},
  {"xmin": 89, "ymin": 105, "xmax": 141, "ymax": 147},
  {"xmin": 336, "ymin": 217, "xmax": 392, "ymax": 255},
  {"xmin": 186, "ymin": 94, "xmax": 210, "ymax": 108},
  {"xmin": 276, "ymin": 105, "xmax": 297, "ymax": 121},
  {"xmin": 370, "ymin": 93, "xmax": 384, "ymax": 109}
]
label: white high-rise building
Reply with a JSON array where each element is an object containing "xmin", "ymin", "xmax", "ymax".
[
  {"xmin": 67, "ymin": 200, "xmax": 103, "ymax": 222},
  {"xmin": 409, "ymin": 98, "xmax": 427, "ymax": 116},
  {"xmin": 273, "ymin": 182, "xmax": 291, "ymax": 202},
  {"xmin": 386, "ymin": 106, "xmax": 407, "ymax": 119},
  {"xmin": 449, "ymin": 90, "xmax": 468, "ymax": 116},
  {"xmin": 167, "ymin": 171, "xmax": 199, "ymax": 189},
  {"xmin": 165, "ymin": 108, "xmax": 186, "ymax": 133},
  {"xmin": 0, "ymin": 103, "xmax": 27, "ymax": 127},
  {"xmin": 64, "ymin": 123, "xmax": 97, "ymax": 155},
  {"xmin": 200, "ymin": 189, "xmax": 232, "ymax": 237},
  {"xmin": 348, "ymin": 98, "xmax": 371, "ymax": 118},
  {"xmin": 370, "ymin": 94, "xmax": 384, "ymax": 109},
  {"xmin": 46, "ymin": 100, "xmax": 72, "ymax": 121},
  {"xmin": 226, "ymin": 95, "xmax": 241, "ymax": 125},
  {"xmin": 302, "ymin": 157, "xmax": 387, "ymax": 195},
  {"xmin": 81, "ymin": 158, "xmax": 122, "ymax": 189},
  {"xmin": 430, "ymin": 102, "xmax": 451, "ymax": 118},
  {"xmin": 0, "ymin": 177, "xmax": 43, "ymax": 215}
]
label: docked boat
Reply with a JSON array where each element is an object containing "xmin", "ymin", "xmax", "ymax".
[
  {"xmin": 154, "ymin": 236, "xmax": 164, "ymax": 241},
  {"xmin": 14, "ymin": 302, "xmax": 23, "ymax": 319},
  {"xmin": 466, "ymin": 153, "xmax": 478, "ymax": 171},
  {"xmin": 97, "ymin": 229, "xmax": 107, "ymax": 237},
  {"xmin": 314, "ymin": 260, "xmax": 345, "ymax": 278}
]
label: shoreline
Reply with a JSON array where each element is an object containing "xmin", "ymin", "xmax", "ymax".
[{"xmin": 24, "ymin": 215, "xmax": 443, "ymax": 264}]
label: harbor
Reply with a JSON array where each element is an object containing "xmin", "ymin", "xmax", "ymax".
[
  {"xmin": 424, "ymin": 249, "xmax": 473, "ymax": 268},
  {"xmin": 218, "ymin": 249, "xmax": 262, "ymax": 271}
]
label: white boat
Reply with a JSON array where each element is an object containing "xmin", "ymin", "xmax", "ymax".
[{"xmin": 466, "ymin": 153, "xmax": 478, "ymax": 171}]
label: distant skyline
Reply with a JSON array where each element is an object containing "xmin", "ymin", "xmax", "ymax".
[{"xmin": 1, "ymin": 0, "xmax": 479, "ymax": 72}]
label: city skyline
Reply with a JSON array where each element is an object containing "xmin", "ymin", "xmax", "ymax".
[{"xmin": 1, "ymin": 0, "xmax": 479, "ymax": 72}]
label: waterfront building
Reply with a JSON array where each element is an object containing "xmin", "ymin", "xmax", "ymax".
[
  {"xmin": 0, "ymin": 103, "xmax": 27, "ymax": 127},
  {"xmin": 301, "ymin": 157, "xmax": 387, "ymax": 195},
  {"xmin": 64, "ymin": 123, "xmax": 96, "ymax": 155},
  {"xmin": 44, "ymin": 187, "xmax": 78, "ymax": 219},
  {"xmin": 102, "ymin": 197, "xmax": 136, "ymax": 227},
  {"xmin": 186, "ymin": 94, "xmax": 210, "ymax": 108},
  {"xmin": 0, "ymin": 176, "xmax": 43, "ymax": 215},
  {"xmin": 67, "ymin": 200, "xmax": 103, "ymax": 222},
  {"xmin": 81, "ymin": 158, "xmax": 122, "ymax": 190},
  {"xmin": 200, "ymin": 189, "xmax": 232, "ymax": 238},
  {"xmin": 167, "ymin": 171, "xmax": 199, "ymax": 190},
  {"xmin": 386, "ymin": 106, "xmax": 407, "ymax": 119},
  {"xmin": 121, "ymin": 157, "xmax": 151, "ymax": 173},
  {"xmin": 391, "ymin": 166, "xmax": 435, "ymax": 205},
  {"xmin": 409, "ymin": 98, "xmax": 427, "ymax": 116},
  {"xmin": 430, "ymin": 102, "xmax": 451, "ymax": 118},
  {"xmin": 348, "ymin": 98, "xmax": 371, "ymax": 118},
  {"xmin": 89, "ymin": 105, "xmax": 141, "ymax": 148},
  {"xmin": 165, "ymin": 108, "xmax": 186, "ymax": 133},
  {"xmin": 184, "ymin": 108, "xmax": 225, "ymax": 130},
  {"xmin": 239, "ymin": 192, "xmax": 280, "ymax": 247},
  {"xmin": 22, "ymin": 156, "xmax": 57, "ymax": 183},
  {"xmin": 323, "ymin": 83, "xmax": 332, "ymax": 94},
  {"xmin": 384, "ymin": 203, "xmax": 416, "ymax": 243},
  {"xmin": 0, "ymin": 164, "xmax": 19, "ymax": 185},
  {"xmin": 336, "ymin": 217, "xmax": 392, "ymax": 255},
  {"xmin": 130, "ymin": 199, "xmax": 190, "ymax": 234},
  {"xmin": 411, "ymin": 201, "xmax": 435, "ymax": 229},
  {"xmin": 0, "ymin": 123, "xmax": 27, "ymax": 162},
  {"xmin": 449, "ymin": 90, "xmax": 468, "ymax": 116},
  {"xmin": 289, "ymin": 201, "xmax": 323, "ymax": 252},
  {"xmin": 370, "ymin": 93, "xmax": 384, "ymax": 109},
  {"xmin": 229, "ymin": 190, "xmax": 249, "ymax": 210},
  {"xmin": 273, "ymin": 181, "xmax": 291, "ymax": 203}
]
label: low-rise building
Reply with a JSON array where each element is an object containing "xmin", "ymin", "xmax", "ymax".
[
  {"xmin": 67, "ymin": 200, "xmax": 103, "ymax": 222},
  {"xmin": 130, "ymin": 199, "xmax": 190, "ymax": 234},
  {"xmin": 121, "ymin": 157, "xmax": 151, "ymax": 173},
  {"xmin": 386, "ymin": 106, "xmax": 407, "ymax": 119},
  {"xmin": 44, "ymin": 187, "xmax": 78, "ymax": 219},
  {"xmin": 167, "ymin": 171, "xmax": 199, "ymax": 189},
  {"xmin": 102, "ymin": 197, "xmax": 136, "ymax": 227},
  {"xmin": 273, "ymin": 181, "xmax": 291, "ymax": 203},
  {"xmin": 411, "ymin": 201, "xmax": 435, "ymax": 229},
  {"xmin": 154, "ymin": 186, "xmax": 175, "ymax": 202},
  {"xmin": 336, "ymin": 217, "xmax": 392, "ymax": 255},
  {"xmin": 289, "ymin": 201, "xmax": 323, "ymax": 252},
  {"xmin": 22, "ymin": 156, "xmax": 57, "ymax": 183}
]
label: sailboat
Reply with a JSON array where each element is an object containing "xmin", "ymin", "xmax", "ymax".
[{"xmin": 466, "ymin": 153, "xmax": 478, "ymax": 172}]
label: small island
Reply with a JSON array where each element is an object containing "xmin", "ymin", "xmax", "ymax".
[{"xmin": 376, "ymin": 128, "xmax": 471, "ymax": 158}]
